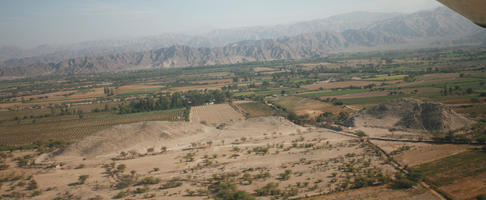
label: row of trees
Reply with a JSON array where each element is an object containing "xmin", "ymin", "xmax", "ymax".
[{"xmin": 118, "ymin": 90, "xmax": 230, "ymax": 114}]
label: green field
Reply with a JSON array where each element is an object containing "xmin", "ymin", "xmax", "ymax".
[
  {"xmin": 364, "ymin": 75, "xmax": 408, "ymax": 81},
  {"xmin": 299, "ymin": 89, "xmax": 369, "ymax": 98},
  {"xmin": 341, "ymin": 94, "xmax": 409, "ymax": 105}
]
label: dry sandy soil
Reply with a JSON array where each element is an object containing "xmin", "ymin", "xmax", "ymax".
[
  {"xmin": 0, "ymin": 117, "xmax": 414, "ymax": 199},
  {"xmin": 190, "ymin": 103, "xmax": 245, "ymax": 126}
]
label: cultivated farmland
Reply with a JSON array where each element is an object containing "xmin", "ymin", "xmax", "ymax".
[{"xmin": 190, "ymin": 103, "xmax": 245, "ymax": 125}]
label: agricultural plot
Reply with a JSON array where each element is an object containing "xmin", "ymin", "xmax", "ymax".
[
  {"xmin": 302, "ymin": 80, "xmax": 380, "ymax": 90},
  {"xmin": 305, "ymin": 185, "xmax": 440, "ymax": 200},
  {"xmin": 415, "ymin": 151, "xmax": 486, "ymax": 200},
  {"xmin": 272, "ymin": 96, "xmax": 351, "ymax": 117},
  {"xmin": 364, "ymin": 75, "xmax": 408, "ymax": 81},
  {"xmin": 372, "ymin": 140, "xmax": 474, "ymax": 167},
  {"xmin": 233, "ymin": 101, "xmax": 276, "ymax": 118},
  {"xmin": 190, "ymin": 103, "xmax": 245, "ymax": 125},
  {"xmin": 299, "ymin": 89, "xmax": 370, "ymax": 98},
  {"xmin": 0, "ymin": 109, "xmax": 185, "ymax": 146}
]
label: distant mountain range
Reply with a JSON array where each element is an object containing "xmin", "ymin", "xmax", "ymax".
[
  {"xmin": 0, "ymin": 11, "xmax": 400, "ymax": 63},
  {"xmin": 0, "ymin": 7, "xmax": 485, "ymax": 79}
]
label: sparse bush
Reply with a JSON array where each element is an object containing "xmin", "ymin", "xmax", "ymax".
[
  {"xmin": 391, "ymin": 171, "xmax": 422, "ymax": 189},
  {"xmin": 115, "ymin": 174, "xmax": 137, "ymax": 189},
  {"xmin": 88, "ymin": 195, "xmax": 103, "ymax": 200},
  {"xmin": 134, "ymin": 186, "xmax": 149, "ymax": 194},
  {"xmin": 355, "ymin": 130, "xmax": 367, "ymax": 137},
  {"xmin": 278, "ymin": 170, "xmax": 292, "ymax": 180},
  {"xmin": 184, "ymin": 152, "xmax": 195, "ymax": 162},
  {"xmin": 0, "ymin": 164, "xmax": 8, "ymax": 170},
  {"xmin": 253, "ymin": 172, "xmax": 271, "ymax": 180},
  {"xmin": 159, "ymin": 179, "xmax": 183, "ymax": 190},
  {"xmin": 113, "ymin": 190, "xmax": 129, "ymax": 199},
  {"xmin": 27, "ymin": 180, "xmax": 38, "ymax": 190},
  {"xmin": 78, "ymin": 175, "xmax": 89, "ymax": 184},
  {"xmin": 255, "ymin": 182, "xmax": 281, "ymax": 196},
  {"xmin": 74, "ymin": 164, "xmax": 85, "ymax": 169},
  {"xmin": 391, "ymin": 178, "xmax": 415, "ymax": 189},
  {"xmin": 138, "ymin": 176, "xmax": 160, "ymax": 185},
  {"xmin": 209, "ymin": 181, "xmax": 255, "ymax": 200},
  {"xmin": 240, "ymin": 173, "xmax": 253, "ymax": 185}
]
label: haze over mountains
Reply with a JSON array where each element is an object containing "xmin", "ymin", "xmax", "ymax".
[{"xmin": 0, "ymin": 7, "xmax": 485, "ymax": 78}]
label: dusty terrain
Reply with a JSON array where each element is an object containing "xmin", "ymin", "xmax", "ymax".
[{"xmin": 0, "ymin": 117, "xmax": 414, "ymax": 199}]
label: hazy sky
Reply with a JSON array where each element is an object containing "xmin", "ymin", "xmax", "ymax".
[{"xmin": 0, "ymin": 0, "xmax": 442, "ymax": 48}]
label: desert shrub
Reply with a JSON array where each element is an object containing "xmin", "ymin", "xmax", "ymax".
[
  {"xmin": 0, "ymin": 164, "xmax": 8, "ymax": 170},
  {"xmin": 184, "ymin": 152, "xmax": 195, "ymax": 162},
  {"xmin": 391, "ymin": 178, "xmax": 415, "ymax": 189},
  {"xmin": 113, "ymin": 190, "xmax": 129, "ymax": 199},
  {"xmin": 134, "ymin": 186, "xmax": 149, "ymax": 194},
  {"xmin": 391, "ymin": 171, "xmax": 422, "ymax": 189},
  {"xmin": 407, "ymin": 169, "xmax": 424, "ymax": 182},
  {"xmin": 27, "ymin": 180, "xmax": 38, "ymax": 190},
  {"xmin": 240, "ymin": 173, "xmax": 253, "ymax": 185},
  {"xmin": 31, "ymin": 190, "xmax": 42, "ymax": 197},
  {"xmin": 251, "ymin": 146, "xmax": 269, "ymax": 155},
  {"xmin": 115, "ymin": 174, "xmax": 137, "ymax": 189},
  {"xmin": 137, "ymin": 176, "xmax": 160, "ymax": 185},
  {"xmin": 159, "ymin": 179, "xmax": 183, "ymax": 190},
  {"xmin": 390, "ymin": 146, "xmax": 411, "ymax": 155},
  {"xmin": 78, "ymin": 175, "xmax": 89, "ymax": 184},
  {"xmin": 352, "ymin": 176, "xmax": 374, "ymax": 189},
  {"xmin": 87, "ymin": 195, "xmax": 103, "ymax": 200},
  {"xmin": 278, "ymin": 170, "xmax": 292, "ymax": 180},
  {"xmin": 253, "ymin": 172, "xmax": 271, "ymax": 180},
  {"xmin": 255, "ymin": 182, "xmax": 281, "ymax": 196},
  {"xmin": 74, "ymin": 164, "xmax": 85, "ymax": 169},
  {"xmin": 209, "ymin": 181, "xmax": 255, "ymax": 200},
  {"xmin": 15, "ymin": 157, "xmax": 28, "ymax": 167},
  {"xmin": 355, "ymin": 130, "xmax": 367, "ymax": 137}
]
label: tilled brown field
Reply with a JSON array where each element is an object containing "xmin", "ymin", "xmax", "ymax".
[{"xmin": 190, "ymin": 103, "xmax": 245, "ymax": 126}]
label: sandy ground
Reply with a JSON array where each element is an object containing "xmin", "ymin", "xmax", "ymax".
[
  {"xmin": 0, "ymin": 117, "xmax": 407, "ymax": 199},
  {"xmin": 353, "ymin": 116, "xmax": 429, "ymax": 140}
]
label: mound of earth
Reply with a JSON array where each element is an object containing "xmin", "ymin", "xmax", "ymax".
[
  {"xmin": 57, "ymin": 117, "xmax": 305, "ymax": 160},
  {"xmin": 59, "ymin": 121, "xmax": 215, "ymax": 159},
  {"xmin": 352, "ymin": 98, "xmax": 472, "ymax": 132}
]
